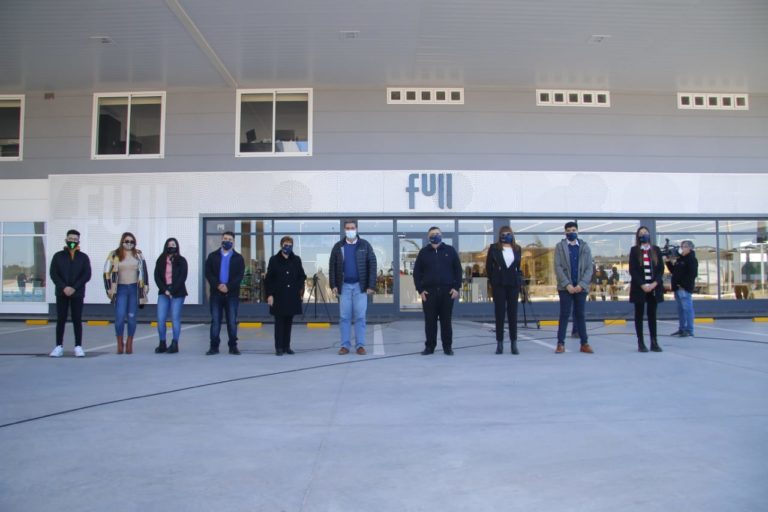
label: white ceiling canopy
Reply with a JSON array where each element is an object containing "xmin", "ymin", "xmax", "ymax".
[{"xmin": 1, "ymin": 0, "xmax": 766, "ymax": 93}]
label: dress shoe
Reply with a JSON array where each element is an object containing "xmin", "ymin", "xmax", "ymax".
[
  {"xmin": 356, "ymin": 347, "xmax": 367, "ymax": 355},
  {"xmin": 650, "ymin": 339, "xmax": 663, "ymax": 352},
  {"xmin": 495, "ymin": 341, "xmax": 503, "ymax": 354},
  {"xmin": 229, "ymin": 347, "xmax": 241, "ymax": 355},
  {"xmin": 679, "ymin": 332, "xmax": 690, "ymax": 338},
  {"xmin": 338, "ymin": 347, "xmax": 350, "ymax": 355},
  {"xmin": 510, "ymin": 340, "xmax": 519, "ymax": 355},
  {"xmin": 205, "ymin": 348, "xmax": 219, "ymax": 355},
  {"xmin": 285, "ymin": 348, "xmax": 295, "ymax": 355},
  {"xmin": 275, "ymin": 350, "xmax": 284, "ymax": 356},
  {"xmin": 580, "ymin": 344, "xmax": 594, "ymax": 354},
  {"xmin": 638, "ymin": 340, "xmax": 649, "ymax": 352},
  {"xmin": 443, "ymin": 348, "xmax": 454, "ymax": 356},
  {"xmin": 421, "ymin": 348, "xmax": 434, "ymax": 355},
  {"xmin": 555, "ymin": 343, "xmax": 565, "ymax": 354},
  {"xmin": 669, "ymin": 330, "xmax": 682, "ymax": 337}
]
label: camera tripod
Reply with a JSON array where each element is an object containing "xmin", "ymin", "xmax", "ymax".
[
  {"xmin": 303, "ymin": 273, "xmax": 333, "ymax": 322},
  {"xmin": 519, "ymin": 280, "xmax": 540, "ymax": 329}
]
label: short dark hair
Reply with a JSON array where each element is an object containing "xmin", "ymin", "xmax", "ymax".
[
  {"xmin": 343, "ymin": 219, "xmax": 357, "ymax": 228},
  {"xmin": 280, "ymin": 235, "xmax": 294, "ymax": 246},
  {"xmin": 222, "ymin": 231, "xmax": 235, "ymax": 239},
  {"xmin": 66, "ymin": 229, "xmax": 80, "ymax": 237},
  {"xmin": 428, "ymin": 226, "xmax": 441, "ymax": 233},
  {"xmin": 564, "ymin": 221, "xmax": 578, "ymax": 230}
]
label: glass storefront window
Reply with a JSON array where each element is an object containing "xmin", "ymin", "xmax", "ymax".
[
  {"xmin": 367, "ymin": 234, "xmax": 394, "ymax": 304},
  {"xmin": 273, "ymin": 234, "xmax": 337, "ymax": 306},
  {"xmin": 3, "ymin": 222, "xmax": 45, "ymax": 235},
  {"xmin": 274, "ymin": 219, "xmax": 338, "ymax": 233},
  {"xmin": 514, "ymin": 219, "xmax": 639, "ymax": 234},
  {"xmin": 657, "ymin": 220, "xmax": 717, "ymax": 233},
  {"xmin": 2, "ymin": 235, "xmax": 46, "ymax": 302},
  {"xmin": 655, "ymin": 233, "xmax": 718, "ymax": 299},
  {"xmin": 357, "ymin": 219, "xmax": 393, "ymax": 233},
  {"xmin": 719, "ymin": 235, "xmax": 768, "ymax": 300},
  {"xmin": 397, "ymin": 219, "xmax": 455, "ymax": 233},
  {"xmin": 458, "ymin": 219, "xmax": 494, "ymax": 233},
  {"xmin": 459, "ymin": 234, "xmax": 494, "ymax": 303},
  {"xmin": 204, "ymin": 226, "xmax": 272, "ymax": 304}
]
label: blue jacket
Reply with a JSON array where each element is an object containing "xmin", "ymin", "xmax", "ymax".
[
  {"xmin": 413, "ymin": 243, "xmax": 462, "ymax": 293},
  {"xmin": 329, "ymin": 237, "xmax": 377, "ymax": 292}
]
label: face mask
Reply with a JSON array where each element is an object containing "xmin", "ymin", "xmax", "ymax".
[
  {"xmin": 221, "ymin": 241, "xmax": 233, "ymax": 250},
  {"xmin": 345, "ymin": 230, "xmax": 357, "ymax": 239},
  {"xmin": 501, "ymin": 233, "xmax": 514, "ymax": 244},
  {"xmin": 166, "ymin": 246, "xmax": 177, "ymax": 255},
  {"xmin": 638, "ymin": 234, "xmax": 650, "ymax": 244},
  {"xmin": 66, "ymin": 241, "xmax": 79, "ymax": 250},
  {"xmin": 566, "ymin": 232, "xmax": 578, "ymax": 242},
  {"xmin": 429, "ymin": 234, "xmax": 442, "ymax": 245},
  {"xmin": 282, "ymin": 245, "xmax": 293, "ymax": 255}
]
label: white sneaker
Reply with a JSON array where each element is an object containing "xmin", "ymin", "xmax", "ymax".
[
  {"xmin": 74, "ymin": 346, "xmax": 86, "ymax": 358},
  {"xmin": 49, "ymin": 345, "xmax": 64, "ymax": 357}
]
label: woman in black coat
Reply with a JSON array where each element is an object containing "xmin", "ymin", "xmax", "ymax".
[
  {"xmin": 153, "ymin": 237, "xmax": 188, "ymax": 354},
  {"xmin": 485, "ymin": 226, "xmax": 523, "ymax": 355},
  {"xmin": 265, "ymin": 236, "xmax": 307, "ymax": 356},
  {"xmin": 629, "ymin": 226, "xmax": 665, "ymax": 353}
]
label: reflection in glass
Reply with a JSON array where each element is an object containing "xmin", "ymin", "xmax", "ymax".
[
  {"xmin": 2, "ymin": 236, "xmax": 46, "ymax": 302},
  {"xmin": 274, "ymin": 219, "xmax": 339, "ymax": 233},
  {"xmin": 719, "ymin": 234, "xmax": 768, "ymax": 300},
  {"xmin": 273, "ymin": 234, "xmax": 337, "ymax": 305},
  {"xmin": 275, "ymin": 92, "xmax": 309, "ymax": 152},
  {"xmin": 240, "ymin": 93, "xmax": 273, "ymax": 153},
  {"xmin": 357, "ymin": 219, "xmax": 393, "ymax": 233},
  {"xmin": 366, "ymin": 234, "xmax": 394, "ymax": 304},
  {"xmin": 656, "ymin": 220, "xmax": 716, "ymax": 233},
  {"xmin": 97, "ymin": 97, "xmax": 128, "ymax": 155},
  {"xmin": 396, "ymin": 219, "xmax": 454, "ymax": 233},
  {"xmin": 3, "ymin": 222, "xmax": 45, "ymax": 235},
  {"xmin": 458, "ymin": 219, "xmax": 493, "ymax": 233},
  {"xmin": 129, "ymin": 96, "xmax": 162, "ymax": 154},
  {"xmin": 513, "ymin": 219, "xmax": 638, "ymax": 233},
  {"xmin": 656, "ymin": 234, "xmax": 718, "ymax": 299},
  {"xmin": 459, "ymin": 234, "xmax": 494, "ymax": 303}
]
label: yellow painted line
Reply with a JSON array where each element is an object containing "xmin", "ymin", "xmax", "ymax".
[
  {"xmin": 239, "ymin": 322, "xmax": 263, "ymax": 328},
  {"xmin": 694, "ymin": 318, "xmax": 715, "ymax": 324},
  {"xmin": 25, "ymin": 319, "xmax": 49, "ymax": 325},
  {"xmin": 86, "ymin": 320, "xmax": 110, "ymax": 326},
  {"xmin": 538, "ymin": 320, "xmax": 559, "ymax": 327},
  {"xmin": 150, "ymin": 321, "xmax": 174, "ymax": 327},
  {"xmin": 604, "ymin": 319, "xmax": 627, "ymax": 326},
  {"xmin": 752, "ymin": 317, "xmax": 768, "ymax": 323},
  {"xmin": 307, "ymin": 322, "xmax": 331, "ymax": 329}
]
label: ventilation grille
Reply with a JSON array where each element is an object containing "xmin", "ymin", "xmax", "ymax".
[
  {"xmin": 536, "ymin": 89, "xmax": 610, "ymax": 107},
  {"xmin": 387, "ymin": 88, "xmax": 464, "ymax": 105},
  {"xmin": 677, "ymin": 92, "xmax": 749, "ymax": 110}
]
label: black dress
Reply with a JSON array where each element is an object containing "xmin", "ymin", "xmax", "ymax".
[{"xmin": 265, "ymin": 252, "xmax": 307, "ymax": 354}]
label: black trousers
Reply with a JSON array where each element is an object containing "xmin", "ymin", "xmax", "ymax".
[
  {"xmin": 274, "ymin": 315, "xmax": 294, "ymax": 351},
  {"xmin": 422, "ymin": 287, "xmax": 455, "ymax": 350},
  {"xmin": 634, "ymin": 293, "xmax": 658, "ymax": 340},
  {"xmin": 493, "ymin": 285, "xmax": 519, "ymax": 342},
  {"xmin": 56, "ymin": 295, "xmax": 84, "ymax": 346}
]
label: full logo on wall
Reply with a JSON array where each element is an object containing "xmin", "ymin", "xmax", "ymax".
[{"xmin": 406, "ymin": 173, "xmax": 453, "ymax": 209}]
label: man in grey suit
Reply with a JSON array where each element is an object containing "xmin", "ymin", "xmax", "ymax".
[{"xmin": 554, "ymin": 221, "xmax": 594, "ymax": 354}]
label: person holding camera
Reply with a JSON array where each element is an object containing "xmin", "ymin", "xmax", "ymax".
[
  {"xmin": 665, "ymin": 240, "xmax": 698, "ymax": 338},
  {"xmin": 629, "ymin": 227, "xmax": 665, "ymax": 352},
  {"xmin": 329, "ymin": 220, "xmax": 377, "ymax": 355},
  {"xmin": 485, "ymin": 226, "xmax": 522, "ymax": 354},
  {"xmin": 265, "ymin": 236, "xmax": 307, "ymax": 356}
]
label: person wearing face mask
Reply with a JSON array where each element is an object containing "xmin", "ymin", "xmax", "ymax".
[
  {"xmin": 103, "ymin": 232, "xmax": 149, "ymax": 354},
  {"xmin": 413, "ymin": 227, "xmax": 462, "ymax": 355},
  {"xmin": 553, "ymin": 221, "xmax": 595, "ymax": 354},
  {"xmin": 49, "ymin": 229, "xmax": 92, "ymax": 357},
  {"xmin": 629, "ymin": 226, "xmax": 665, "ymax": 352},
  {"xmin": 265, "ymin": 236, "xmax": 307, "ymax": 356},
  {"xmin": 153, "ymin": 238, "xmax": 188, "ymax": 354},
  {"xmin": 485, "ymin": 226, "xmax": 523, "ymax": 354},
  {"xmin": 665, "ymin": 240, "xmax": 699, "ymax": 338},
  {"xmin": 204, "ymin": 231, "xmax": 245, "ymax": 355},
  {"xmin": 329, "ymin": 220, "xmax": 377, "ymax": 355}
]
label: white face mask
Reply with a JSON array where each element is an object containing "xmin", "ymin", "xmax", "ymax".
[{"xmin": 345, "ymin": 230, "xmax": 357, "ymax": 239}]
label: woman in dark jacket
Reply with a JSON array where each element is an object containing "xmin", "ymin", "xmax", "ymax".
[
  {"xmin": 485, "ymin": 226, "xmax": 523, "ymax": 355},
  {"xmin": 265, "ymin": 236, "xmax": 307, "ymax": 356},
  {"xmin": 629, "ymin": 226, "xmax": 665, "ymax": 353},
  {"xmin": 153, "ymin": 238, "xmax": 188, "ymax": 354}
]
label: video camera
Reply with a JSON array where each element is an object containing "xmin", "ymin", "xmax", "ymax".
[{"xmin": 661, "ymin": 238, "xmax": 680, "ymax": 258}]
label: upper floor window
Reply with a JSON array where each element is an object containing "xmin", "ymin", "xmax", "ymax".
[
  {"xmin": 0, "ymin": 95, "xmax": 24, "ymax": 160},
  {"xmin": 92, "ymin": 92, "xmax": 165, "ymax": 159},
  {"xmin": 236, "ymin": 89, "xmax": 312, "ymax": 156}
]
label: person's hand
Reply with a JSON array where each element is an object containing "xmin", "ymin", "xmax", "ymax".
[
  {"xmin": 366, "ymin": 288, "xmax": 376, "ymax": 295},
  {"xmin": 218, "ymin": 284, "xmax": 228, "ymax": 294},
  {"xmin": 566, "ymin": 284, "xmax": 576, "ymax": 294},
  {"xmin": 649, "ymin": 282, "xmax": 657, "ymax": 291},
  {"xmin": 573, "ymin": 285, "xmax": 583, "ymax": 293},
  {"xmin": 107, "ymin": 290, "xmax": 114, "ymax": 300},
  {"xmin": 420, "ymin": 291, "xmax": 429, "ymax": 302},
  {"xmin": 449, "ymin": 289, "xmax": 459, "ymax": 299},
  {"xmin": 165, "ymin": 290, "xmax": 172, "ymax": 297},
  {"xmin": 332, "ymin": 287, "xmax": 338, "ymax": 296},
  {"xmin": 63, "ymin": 286, "xmax": 75, "ymax": 296},
  {"xmin": 267, "ymin": 296, "xmax": 274, "ymax": 306}
]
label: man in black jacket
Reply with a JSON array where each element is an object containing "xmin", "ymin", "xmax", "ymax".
[
  {"xmin": 413, "ymin": 227, "xmax": 462, "ymax": 355},
  {"xmin": 665, "ymin": 240, "xmax": 698, "ymax": 337},
  {"xmin": 204, "ymin": 231, "xmax": 245, "ymax": 355},
  {"xmin": 48, "ymin": 229, "xmax": 92, "ymax": 357},
  {"xmin": 329, "ymin": 220, "xmax": 377, "ymax": 355}
]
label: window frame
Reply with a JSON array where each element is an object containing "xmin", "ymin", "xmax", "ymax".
[
  {"xmin": 91, "ymin": 91, "xmax": 166, "ymax": 160},
  {"xmin": 0, "ymin": 94, "xmax": 25, "ymax": 161},
  {"xmin": 235, "ymin": 88, "xmax": 313, "ymax": 157}
]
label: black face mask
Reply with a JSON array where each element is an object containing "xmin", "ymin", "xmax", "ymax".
[
  {"xmin": 66, "ymin": 241, "xmax": 79, "ymax": 250},
  {"xmin": 166, "ymin": 246, "xmax": 177, "ymax": 255}
]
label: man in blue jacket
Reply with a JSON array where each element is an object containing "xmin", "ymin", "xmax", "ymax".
[
  {"xmin": 204, "ymin": 231, "xmax": 245, "ymax": 355},
  {"xmin": 413, "ymin": 226, "xmax": 462, "ymax": 355},
  {"xmin": 329, "ymin": 220, "xmax": 377, "ymax": 355}
]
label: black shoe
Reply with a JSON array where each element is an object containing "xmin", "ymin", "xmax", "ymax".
[
  {"xmin": 285, "ymin": 348, "xmax": 295, "ymax": 355},
  {"xmin": 205, "ymin": 348, "xmax": 219, "ymax": 355},
  {"xmin": 650, "ymin": 340, "xmax": 663, "ymax": 352},
  {"xmin": 495, "ymin": 341, "xmax": 503, "ymax": 354},
  {"xmin": 443, "ymin": 348, "xmax": 454, "ymax": 356},
  {"xmin": 154, "ymin": 341, "xmax": 167, "ymax": 354},
  {"xmin": 679, "ymin": 332, "xmax": 690, "ymax": 338},
  {"xmin": 421, "ymin": 348, "xmax": 435, "ymax": 355},
  {"xmin": 510, "ymin": 340, "xmax": 519, "ymax": 355},
  {"xmin": 275, "ymin": 350, "xmax": 284, "ymax": 356},
  {"xmin": 166, "ymin": 340, "xmax": 178, "ymax": 354},
  {"xmin": 229, "ymin": 347, "xmax": 241, "ymax": 355},
  {"xmin": 669, "ymin": 330, "xmax": 682, "ymax": 337},
  {"xmin": 638, "ymin": 342, "xmax": 649, "ymax": 353}
]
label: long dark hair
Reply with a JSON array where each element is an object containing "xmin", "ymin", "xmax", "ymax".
[
  {"xmin": 496, "ymin": 225, "xmax": 520, "ymax": 252},
  {"xmin": 116, "ymin": 232, "xmax": 137, "ymax": 261},
  {"xmin": 163, "ymin": 237, "xmax": 181, "ymax": 260},
  {"xmin": 634, "ymin": 226, "xmax": 658, "ymax": 265}
]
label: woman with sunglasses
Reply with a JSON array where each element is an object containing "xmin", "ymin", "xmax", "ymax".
[
  {"xmin": 103, "ymin": 232, "xmax": 149, "ymax": 354},
  {"xmin": 265, "ymin": 236, "xmax": 307, "ymax": 356}
]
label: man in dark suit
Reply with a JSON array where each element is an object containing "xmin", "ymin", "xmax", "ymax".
[{"xmin": 204, "ymin": 231, "xmax": 245, "ymax": 355}]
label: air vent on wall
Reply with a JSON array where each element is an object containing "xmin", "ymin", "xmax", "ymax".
[
  {"xmin": 677, "ymin": 92, "xmax": 748, "ymax": 110},
  {"xmin": 387, "ymin": 88, "xmax": 464, "ymax": 105},
  {"xmin": 536, "ymin": 89, "xmax": 610, "ymax": 107}
]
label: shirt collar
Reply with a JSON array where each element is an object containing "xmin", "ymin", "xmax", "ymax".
[
  {"xmin": 568, "ymin": 240, "xmax": 580, "ymax": 246},
  {"xmin": 345, "ymin": 238, "xmax": 358, "ymax": 245}
]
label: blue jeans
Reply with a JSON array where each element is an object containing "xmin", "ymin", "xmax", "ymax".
[
  {"xmin": 114, "ymin": 283, "xmax": 138, "ymax": 337},
  {"xmin": 210, "ymin": 292, "xmax": 239, "ymax": 348},
  {"xmin": 157, "ymin": 294, "xmax": 185, "ymax": 341},
  {"xmin": 339, "ymin": 282, "xmax": 368, "ymax": 349},
  {"xmin": 675, "ymin": 289, "xmax": 695, "ymax": 335},
  {"xmin": 557, "ymin": 290, "xmax": 588, "ymax": 344}
]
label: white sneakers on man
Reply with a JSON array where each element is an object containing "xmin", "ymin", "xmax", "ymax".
[
  {"xmin": 74, "ymin": 346, "xmax": 86, "ymax": 357},
  {"xmin": 49, "ymin": 345, "xmax": 64, "ymax": 357}
]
